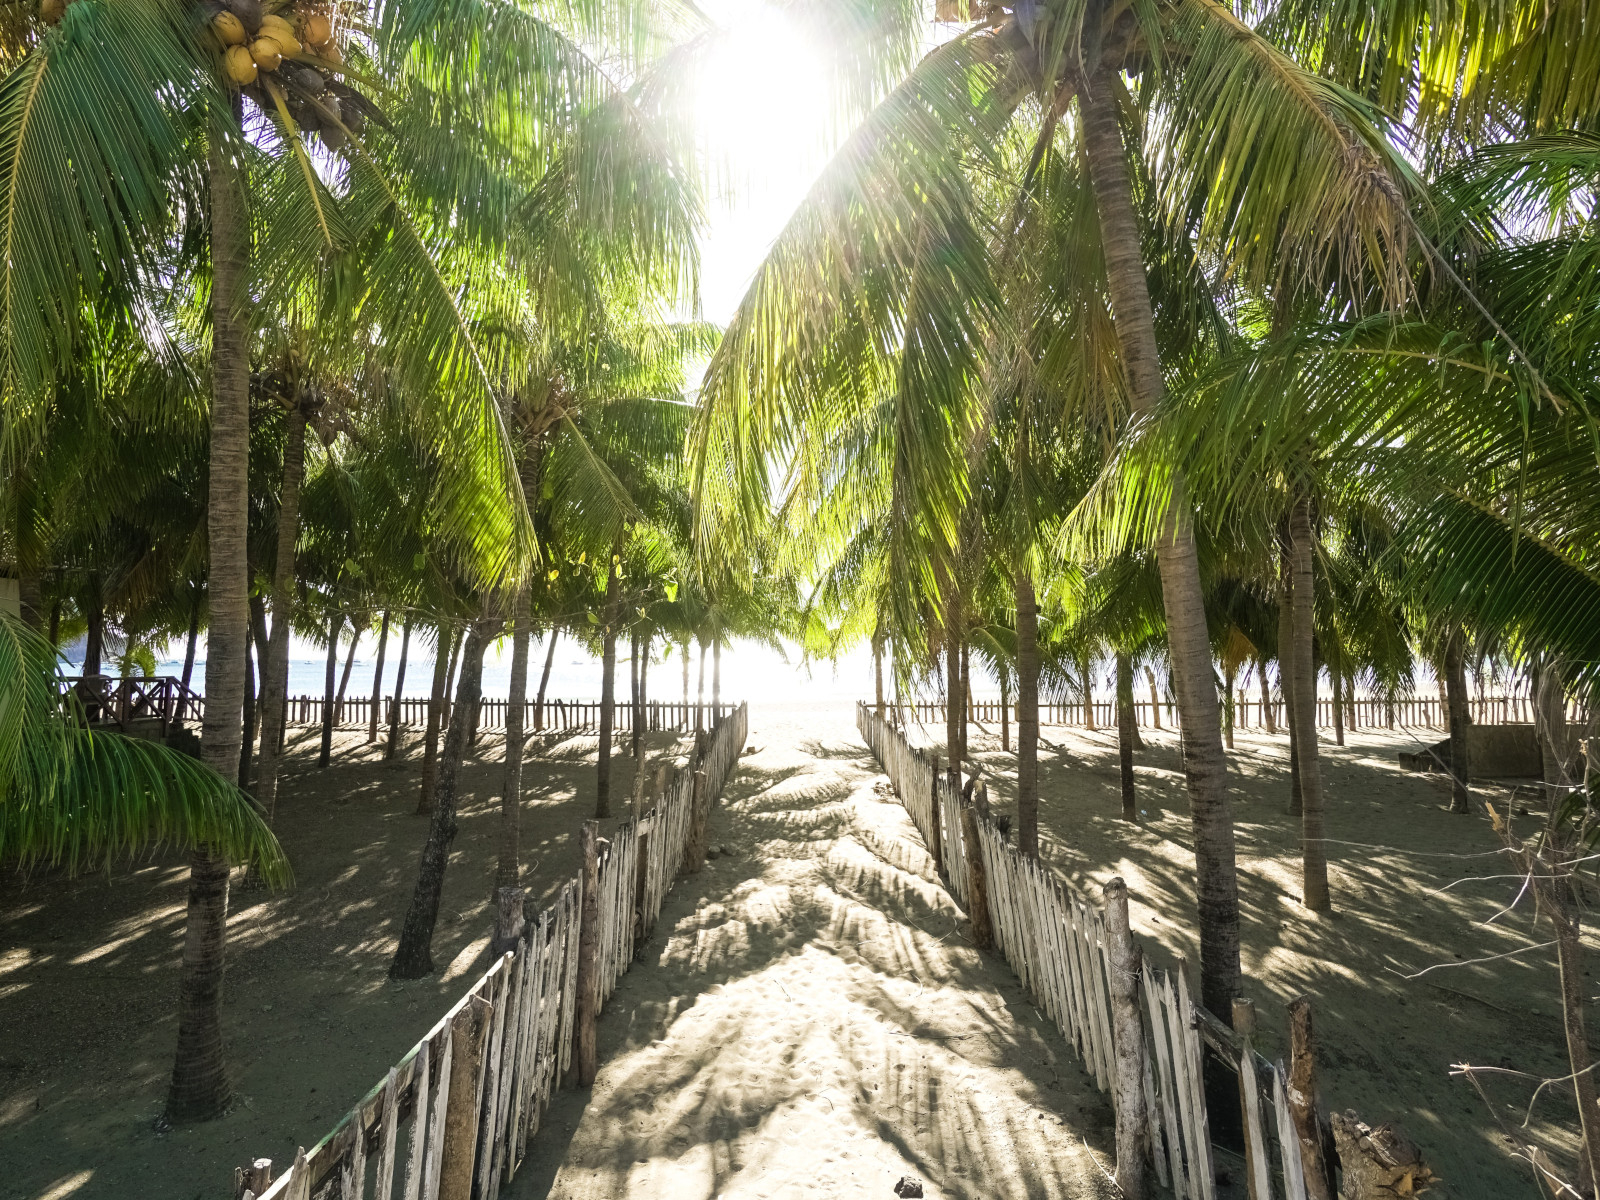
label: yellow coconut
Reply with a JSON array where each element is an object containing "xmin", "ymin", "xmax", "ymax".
[
  {"xmin": 316, "ymin": 37, "xmax": 342, "ymax": 66},
  {"xmin": 225, "ymin": 44, "xmax": 258, "ymax": 84},
  {"xmin": 212, "ymin": 10, "xmax": 247, "ymax": 44},
  {"xmin": 250, "ymin": 36, "xmax": 282, "ymax": 70},
  {"xmin": 257, "ymin": 13, "xmax": 295, "ymax": 41},
  {"xmin": 267, "ymin": 31, "xmax": 302, "ymax": 56},
  {"xmin": 38, "ymin": 0, "xmax": 64, "ymax": 23},
  {"xmin": 301, "ymin": 12, "xmax": 331, "ymax": 45}
]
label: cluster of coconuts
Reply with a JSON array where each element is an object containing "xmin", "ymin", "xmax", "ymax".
[{"xmin": 210, "ymin": 0, "xmax": 366, "ymax": 148}]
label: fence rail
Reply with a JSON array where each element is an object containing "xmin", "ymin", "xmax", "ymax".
[
  {"xmin": 281, "ymin": 696, "xmax": 733, "ymax": 735},
  {"xmin": 858, "ymin": 701, "xmax": 1314, "ymax": 1200},
  {"xmin": 890, "ymin": 693, "xmax": 1559, "ymax": 733},
  {"xmin": 248, "ymin": 701, "xmax": 749, "ymax": 1200}
]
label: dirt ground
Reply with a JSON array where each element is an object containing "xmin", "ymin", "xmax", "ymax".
[
  {"xmin": 0, "ymin": 721, "xmax": 693, "ymax": 1200},
  {"xmin": 937, "ymin": 716, "xmax": 1574, "ymax": 1199},
  {"xmin": 511, "ymin": 701, "xmax": 1117, "ymax": 1200},
  {"xmin": 1, "ymin": 705, "xmax": 1572, "ymax": 1200}
]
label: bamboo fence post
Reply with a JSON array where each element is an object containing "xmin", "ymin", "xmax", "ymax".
[
  {"xmin": 235, "ymin": 1159, "xmax": 272, "ymax": 1200},
  {"xmin": 1232, "ymin": 1000, "xmax": 1272, "ymax": 1200},
  {"xmin": 1287, "ymin": 995, "xmax": 1334, "ymax": 1200},
  {"xmin": 681, "ymin": 768, "xmax": 709, "ymax": 874},
  {"xmin": 928, "ymin": 755, "xmax": 943, "ymax": 877},
  {"xmin": 1104, "ymin": 878, "xmax": 1147, "ymax": 1200},
  {"xmin": 574, "ymin": 821, "xmax": 600, "ymax": 1087},
  {"xmin": 438, "ymin": 995, "xmax": 492, "ymax": 1200},
  {"xmin": 960, "ymin": 801, "xmax": 992, "ymax": 951}
]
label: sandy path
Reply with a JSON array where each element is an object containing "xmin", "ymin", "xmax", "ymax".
[{"xmin": 512, "ymin": 702, "xmax": 1117, "ymax": 1200}]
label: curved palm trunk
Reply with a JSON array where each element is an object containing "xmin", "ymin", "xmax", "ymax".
[
  {"xmin": 418, "ymin": 624, "xmax": 453, "ymax": 813},
  {"xmin": 596, "ymin": 554, "xmax": 621, "ymax": 819},
  {"xmin": 367, "ymin": 609, "xmax": 391, "ymax": 743},
  {"xmin": 1016, "ymin": 571, "xmax": 1041, "ymax": 857},
  {"xmin": 333, "ymin": 613, "xmax": 361, "ymax": 723},
  {"xmin": 1444, "ymin": 628, "xmax": 1471, "ymax": 813},
  {"xmin": 1117, "ymin": 650, "xmax": 1137, "ymax": 820},
  {"xmin": 385, "ymin": 619, "xmax": 413, "ymax": 761},
  {"xmin": 1083, "ymin": 75, "xmax": 1241, "ymax": 1012},
  {"xmin": 180, "ymin": 594, "xmax": 201, "ymax": 718},
  {"xmin": 441, "ymin": 627, "xmax": 463, "ymax": 735},
  {"xmin": 319, "ymin": 611, "xmax": 341, "ymax": 769},
  {"xmin": 534, "ymin": 629, "xmax": 557, "ymax": 733},
  {"xmin": 253, "ymin": 405, "xmax": 305, "ymax": 821},
  {"xmin": 1289, "ymin": 496, "xmax": 1330, "ymax": 911},
  {"xmin": 168, "ymin": 131, "xmax": 251, "ymax": 1125},
  {"xmin": 500, "ymin": 586, "xmax": 530, "ymax": 892},
  {"xmin": 391, "ymin": 618, "xmax": 494, "ymax": 978}
]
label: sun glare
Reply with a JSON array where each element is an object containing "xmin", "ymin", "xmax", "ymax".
[{"xmin": 691, "ymin": 2, "xmax": 833, "ymax": 322}]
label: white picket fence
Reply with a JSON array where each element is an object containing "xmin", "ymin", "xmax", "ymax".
[
  {"xmin": 250, "ymin": 702, "xmax": 749, "ymax": 1200},
  {"xmin": 857, "ymin": 701, "xmax": 1315, "ymax": 1200}
]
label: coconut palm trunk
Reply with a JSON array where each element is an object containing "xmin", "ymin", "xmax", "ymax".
[
  {"xmin": 390, "ymin": 618, "xmax": 494, "ymax": 978},
  {"xmin": 944, "ymin": 579, "xmax": 964, "ymax": 790},
  {"xmin": 1331, "ymin": 652, "xmax": 1345, "ymax": 746},
  {"xmin": 696, "ymin": 639, "xmax": 706, "ymax": 731},
  {"xmin": 180, "ymin": 595, "xmax": 200, "ymax": 718},
  {"xmin": 712, "ymin": 638, "xmax": 721, "ymax": 717},
  {"xmin": 596, "ymin": 551, "xmax": 621, "ymax": 819},
  {"xmin": 1000, "ymin": 675, "xmax": 1010, "ymax": 752},
  {"xmin": 441, "ymin": 626, "xmax": 463, "ymax": 735},
  {"xmin": 386, "ymin": 619, "xmax": 412, "ymax": 761},
  {"xmin": 1280, "ymin": 558, "xmax": 1303, "ymax": 816},
  {"xmin": 367, "ymin": 609, "xmax": 391, "ymax": 743},
  {"xmin": 1117, "ymin": 650, "xmax": 1137, "ymax": 820},
  {"xmin": 1016, "ymin": 569, "xmax": 1040, "ymax": 857},
  {"xmin": 253, "ymin": 405, "xmax": 306, "ymax": 821},
  {"xmin": 418, "ymin": 624, "xmax": 452, "ymax": 813},
  {"xmin": 319, "ymin": 611, "xmax": 341, "ymax": 769},
  {"xmin": 1259, "ymin": 658, "xmax": 1276, "ymax": 735},
  {"xmin": 500, "ymin": 585, "xmax": 530, "ymax": 892},
  {"xmin": 959, "ymin": 640, "xmax": 970, "ymax": 762},
  {"xmin": 167, "ymin": 128, "xmax": 252, "ymax": 1125},
  {"xmin": 238, "ymin": 630, "xmax": 256, "ymax": 788},
  {"xmin": 1082, "ymin": 72, "xmax": 1241, "ymax": 1015},
  {"xmin": 534, "ymin": 629, "xmax": 557, "ymax": 732},
  {"xmin": 1289, "ymin": 495, "xmax": 1331, "ymax": 911},
  {"xmin": 1223, "ymin": 659, "xmax": 1236, "ymax": 750},
  {"xmin": 629, "ymin": 627, "xmax": 642, "ymax": 759},
  {"xmin": 333, "ymin": 612, "xmax": 361, "ymax": 723},
  {"xmin": 1444, "ymin": 627, "xmax": 1471, "ymax": 813},
  {"xmin": 682, "ymin": 641, "xmax": 689, "ymax": 706}
]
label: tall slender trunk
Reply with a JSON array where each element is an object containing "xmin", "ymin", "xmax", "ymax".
[
  {"xmin": 319, "ymin": 611, "xmax": 340, "ymax": 769},
  {"xmin": 1260, "ymin": 658, "xmax": 1277, "ymax": 735},
  {"xmin": 712, "ymin": 638, "xmax": 722, "ymax": 714},
  {"xmin": 48, "ymin": 597, "xmax": 60, "ymax": 647},
  {"xmin": 1117, "ymin": 650, "xmax": 1137, "ymax": 820},
  {"xmin": 681, "ymin": 641, "xmax": 690, "ymax": 707},
  {"xmin": 83, "ymin": 578, "xmax": 105, "ymax": 720},
  {"xmin": 1345, "ymin": 668, "xmax": 1357, "ymax": 731},
  {"xmin": 1146, "ymin": 666, "xmax": 1161, "ymax": 729},
  {"xmin": 1444, "ymin": 628, "xmax": 1471, "ymax": 813},
  {"xmin": 500, "ymin": 586, "xmax": 530, "ymax": 892},
  {"xmin": 874, "ymin": 634, "xmax": 885, "ymax": 717},
  {"xmin": 1290, "ymin": 495, "xmax": 1330, "ymax": 912},
  {"xmin": 180, "ymin": 593, "xmax": 200, "ymax": 718},
  {"xmin": 367, "ymin": 609, "xmax": 391, "ymax": 743},
  {"xmin": 1016, "ymin": 570, "xmax": 1040, "ymax": 857},
  {"xmin": 1536, "ymin": 656, "xmax": 1569, "ymax": 809},
  {"xmin": 1080, "ymin": 651, "xmax": 1097, "ymax": 730},
  {"xmin": 441, "ymin": 625, "xmax": 463, "ymax": 735},
  {"xmin": 1281, "ymin": 560, "xmax": 1303, "ymax": 817},
  {"xmin": 1000, "ymin": 675, "xmax": 1011, "ymax": 752},
  {"xmin": 1223, "ymin": 660, "xmax": 1236, "ymax": 750},
  {"xmin": 959, "ymin": 639, "xmax": 970, "ymax": 763},
  {"xmin": 696, "ymin": 640, "xmax": 706, "ymax": 732},
  {"xmin": 943, "ymin": 573, "xmax": 964, "ymax": 790},
  {"xmin": 640, "ymin": 634, "xmax": 650, "ymax": 733},
  {"xmin": 168, "ymin": 125, "xmax": 251, "ymax": 1125},
  {"xmin": 630, "ymin": 627, "xmax": 642, "ymax": 760},
  {"xmin": 238, "ymin": 625, "xmax": 256, "ymax": 788},
  {"xmin": 1331, "ymin": 655, "xmax": 1345, "ymax": 746},
  {"xmin": 333, "ymin": 612, "xmax": 361, "ymax": 723},
  {"xmin": 390, "ymin": 618, "xmax": 494, "ymax": 979},
  {"xmin": 596, "ymin": 550, "xmax": 621, "ymax": 818},
  {"xmin": 534, "ymin": 629, "xmax": 557, "ymax": 732},
  {"xmin": 253, "ymin": 408, "xmax": 305, "ymax": 820},
  {"xmin": 1083, "ymin": 71, "xmax": 1241, "ymax": 1016},
  {"xmin": 419, "ymin": 624, "xmax": 452, "ymax": 813},
  {"xmin": 386, "ymin": 619, "xmax": 412, "ymax": 761}
]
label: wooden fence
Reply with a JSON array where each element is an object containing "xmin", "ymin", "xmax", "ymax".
[
  {"xmin": 246, "ymin": 701, "xmax": 749, "ymax": 1200},
  {"xmin": 893, "ymin": 693, "xmax": 1555, "ymax": 733},
  {"xmin": 858, "ymin": 701, "xmax": 1317, "ymax": 1200},
  {"xmin": 279, "ymin": 697, "xmax": 731, "ymax": 734}
]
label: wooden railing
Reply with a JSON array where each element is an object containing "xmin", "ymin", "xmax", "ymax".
[
  {"xmin": 246, "ymin": 702, "xmax": 750, "ymax": 1200},
  {"xmin": 889, "ymin": 693, "xmax": 1568, "ymax": 732},
  {"xmin": 282, "ymin": 696, "xmax": 732, "ymax": 734},
  {"xmin": 57, "ymin": 675, "xmax": 203, "ymax": 732},
  {"xmin": 858, "ymin": 701, "xmax": 1315, "ymax": 1200}
]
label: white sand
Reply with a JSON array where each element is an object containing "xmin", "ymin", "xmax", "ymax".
[{"xmin": 512, "ymin": 702, "xmax": 1118, "ymax": 1200}]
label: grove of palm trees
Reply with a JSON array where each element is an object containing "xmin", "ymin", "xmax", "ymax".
[{"xmin": 1, "ymin": 0, "xmax": 1597, "ymax": 1195}]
